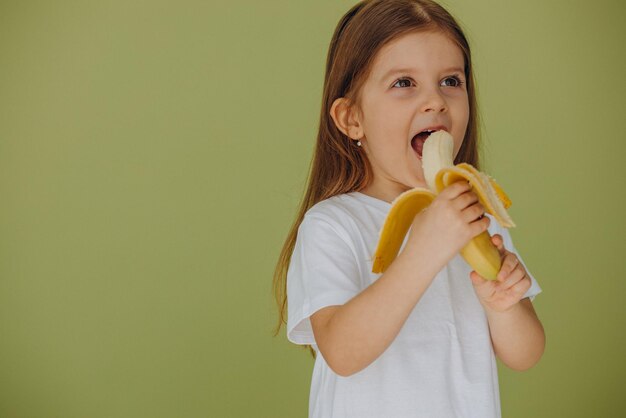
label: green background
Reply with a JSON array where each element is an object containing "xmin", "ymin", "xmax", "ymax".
[{"xmin": 0, "ymin": 0, "xmax": 624, "ymax": 416}]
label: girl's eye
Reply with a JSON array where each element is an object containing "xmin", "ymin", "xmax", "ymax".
[
  {"xmin": 392, "ymin": 78, "xmax": 413, "ymax": 88},
  {"xmin": 440, "ymin": 76, "xmax": 464, "ymax": 87},
  {"xmin": 392, "ymin": 76, "xmax": 465, "ymax": 89}
]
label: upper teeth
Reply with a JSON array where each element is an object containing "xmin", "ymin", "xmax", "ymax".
[{"xmin": 413, "ymin": 129, "xmax": 438, "ymax": 139}]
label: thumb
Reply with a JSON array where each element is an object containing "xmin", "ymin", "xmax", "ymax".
[
  {"xmin": 491, "ymin": 234, "xmax": 505, "ymax": 256},
  {"xmin": 470, "ymin": 270, "xmax": 487, "ymax": 286}
]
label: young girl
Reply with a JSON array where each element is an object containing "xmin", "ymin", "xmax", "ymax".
[{"xmin": 273, "ymin": 1, "xmax": 545, "ymax": 416}]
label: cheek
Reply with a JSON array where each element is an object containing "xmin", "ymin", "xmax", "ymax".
[
  {"xmin": 452, "ymin": 98, "xmax": 470, "ymax": 134},
  {"xmin": 451, "ymin": 99, "xmax": 470, "ymax": 157},
  {"xmin": 363, "ymin": 110, "xmax": 407, "ymax": 146},
  {"xmin": 453, "ymin": 93, "xmax": 470, "ymax": 118}
]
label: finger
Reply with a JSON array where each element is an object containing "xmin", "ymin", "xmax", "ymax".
[
  {"xmin": 470, "ymin": 270, "xmax": 487, "ymax": 286},
  {"xmin": 443, "ymin": 181, "xmax": 472, "ymax": 200},
  {"xmin": 497, "ymin": 253, "xmax": 519, "ymax": 281},
  {"xmin": 462, "ymin": 200, "xmax": 485, "ymax": 224},
  {"xmin": 501, "ymin": 264, "xmax": 526, "ymax": 289},
  {"xmin": 491, "ymin": 234, "xmax": 507, "ymax": 258},
  {"xmin": 491, "ymin": 234, "xmax": 503, "ymax": 250},
  {"xmin": 470, "ymin": 271, "xmax": 498, "ymax": 297},
  {"xmin": 507, "ymin": 275, "xmax": 531, "ymax": 296}
]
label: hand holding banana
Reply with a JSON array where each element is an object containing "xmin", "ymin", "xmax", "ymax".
[
  {"xmin": 372, "ymin": 131, "xmax": 515, "ymax": 280},
  {"xmin": 469, "ymin": 234, "xmax": 532, "ymax": 313}
]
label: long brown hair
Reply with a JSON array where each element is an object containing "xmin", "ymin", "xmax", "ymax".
[{"xmin": 272, "ymin": 0, "xmax": 482, "ymax": 358}]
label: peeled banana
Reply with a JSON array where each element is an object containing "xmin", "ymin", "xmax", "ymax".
[{"xmin": 371, "ymin": 131, "xmax": 515, "ymax": 280}]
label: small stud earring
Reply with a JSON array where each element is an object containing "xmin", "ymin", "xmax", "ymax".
[{"xmin": 355, "ymin": 139, "xmax": 362, "ymax": 147}]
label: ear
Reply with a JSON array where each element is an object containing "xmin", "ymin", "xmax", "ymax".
[{"xmin": 330, "ymin": 97, "xmax": 364, "ymax": 140}]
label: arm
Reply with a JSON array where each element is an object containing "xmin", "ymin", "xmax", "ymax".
[
  {"xmin": 485, "ymin": 297, "xmax": 545, "ymax": 371},
  {"xmin": 310, "ymin": 246, "xmax": 440, "ymax": 377}
]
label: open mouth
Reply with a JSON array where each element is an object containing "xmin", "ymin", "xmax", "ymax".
[{"xmin": 411, "ymin": 129, "xmax": 438, "ymax": 159}]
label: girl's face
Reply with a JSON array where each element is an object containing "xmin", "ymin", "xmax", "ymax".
[{"xmin": 332, "ymin": 30, "xmax": 470, "ymax": 202}]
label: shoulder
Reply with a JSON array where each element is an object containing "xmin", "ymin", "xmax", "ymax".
[
  {"xmin": 306, "ymin": 192, "xmax": 362, "ymax": 216},
  {"xmin": 303, "ymin": 193, "xmax": 365, "ymax": 225},
  {"xmin": 298, "ymin": 193, "xmax": 366, "ymax": 244}
]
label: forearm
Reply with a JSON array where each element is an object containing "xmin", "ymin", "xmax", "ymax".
[
  {"xmin": 485, "ymin": 297, "xmax": 545, "ymax": 371},
  {"xmin": 320, "ymin": 248, "xmax": 441, "ymax": 377}
]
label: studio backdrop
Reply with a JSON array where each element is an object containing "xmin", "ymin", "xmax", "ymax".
[{"xmin": 0, "ymin": 0, "xmax": 624, "ymax": 417}]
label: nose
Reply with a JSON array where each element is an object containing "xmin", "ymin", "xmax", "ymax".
[{"xmin": 420, "ymin": 88, "xmax": 447, "ymax": 113}]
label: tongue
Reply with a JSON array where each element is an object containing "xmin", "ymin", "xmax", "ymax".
[{"xmin": 411, "ymin": 132, "xmax": 430, "ymax": 157}]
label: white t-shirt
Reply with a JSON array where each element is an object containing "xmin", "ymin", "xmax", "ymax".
[{"xmin": 286, "ymin": 191, "xmax": 542, "ymax": 418}]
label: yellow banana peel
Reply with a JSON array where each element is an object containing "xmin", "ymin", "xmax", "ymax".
[
  {"xmin": 371, "ymin": 131, "xmax": 515, "ymax": 280},
  {"xmin": 371, "ymin": 188, "xmax": 436, "ymax": 273}
]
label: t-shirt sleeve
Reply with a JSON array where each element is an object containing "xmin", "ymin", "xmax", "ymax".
[
  {"xmin": 286, "ymin": 213, "xmax": 362, "ymax": 346},
  {"xmin": 497, "ymin": 226, "xmax": 542, "ymax": 302}
]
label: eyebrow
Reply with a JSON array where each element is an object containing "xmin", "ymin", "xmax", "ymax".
[{"xmin": 379, "ymin": 66, "xmax": 465, "ymax": 82}]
